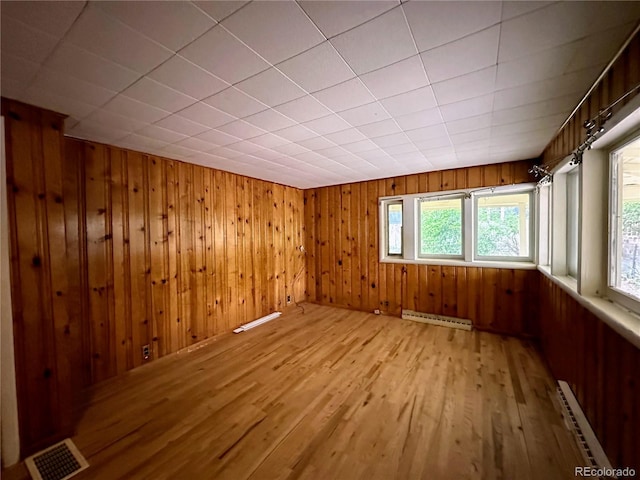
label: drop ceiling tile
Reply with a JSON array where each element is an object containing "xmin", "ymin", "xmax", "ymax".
[
  {"xmin": 432, "ymin": 66, "xmax": 496, "ymax": 105},
  {"xmin": 565, "ymin": 24, "xmax": 632, "ymax": 74},
  {"xmin": 207, "ymin": 145, "xmax": 244, "ymax": 159},
  {"xmin": 180, "ymin": 25, "xmax": 269, "ymax": 84},
  {"xmin": 446, "ymin": 113, "xmax": 493, "ymax": 135},
  {"xmin": 2, "ymin": 0, "xmax": 85, "ymax": 38},
  {"xmin": 154, "ymin": 114, "xmax": 210, "ymax": 136},
  {"xmin": 236, "ymin": 68, "xmax": 306, "ymax": 107},
  {"xmin": 222, "ymin": 1, "xmax": 324, "ymax": 64},
  {"xmin": 498, "ymin": 2, "xmax": 601, "ymax": 63},
  {"xmin": 315, "ymin": 146, "xmax": 350, "ymax": 157},
  {"xmin": 299, "ymin": 1, "xmax": 397, "ymax": 38},
  {"xmin": 338, "ymin": 102, "xmax": 390, "ymax": 127},
  {"xmin": 361, "ymin": 55, "xmax": 429, "ymax": 100},
  {"xmin": 490, "ymin": 112, "xmax": 567, "ymax": 138},
  {"xmin": 294, "ymin": 151, "xmax": 328, "ymax": 164},
  {"xmin": 392, "ymin": 151, "xmax": 429, "ymax": 164},
  {"xmin": 312, "ymin": 78, "xmax": 375, "ymax": 112},
  {"xmin": 395, "ymin": 107, "xmax": 442, "ymax": 130},
  {"xmin": 203, "ymin": 86, "xmax": 268, "ymax": 118},
  {"xmin": 248, "ymin": 133, "xmax": 290, "ymax": 149},
  {"xmin": 1, "ymin": 15, "xmax": 61, "ymax": 64},
  {"xmin": 1, "ymin": 79, "xmax": 28, "ymax": 101},
  {"xmin": 342, "ymin": 139, "xmax": 378, "ymax": 153},
  {"xmin": 455, "ymin": 139, "xmax": 490, "ymax": 153},
  {"xmin": 357, "ymin": 119, "xmax": 402, "ymax": 138},
  {"xmin": 136, "ymin": 124, "xmax": 188, "ymax": 144},
  {"xmin": 174, "ymin": 136, "xmax": 218, "ymax": 151},
  {"xmin": 65, "ymin": 5, "xmax": 173, "ymax": 74},
  {"xmin": 95, "ymin": 1, "xmax": 215, "ymax": 52},
  {"xmin": 273, "ymin": 125, "xmax": 317, "ymax": 142},
  {"xmin": 501, "ymin": 1, "xmax": 554, "ymax": 21},
  {"xmin": 123, "ymin": 77, "xmax": 197, "ymax": 112},
  {"xmin": 44, "ymin": 42, "xmax": 140, "ymax": 92},
  {"xmin": 383, "ymin": 142, "xmax": 420, "ymax": 156},
  {"xmin": 226, "ymin": 141, "xmax": 265, "ymax": 155},
  {"xmin": 67, "ymin": 119, "xmax": 130, "ymax": 143},
  {"xmin": 421, "ymin": 26, "xmax": 499, "ymax": 84},
  {"xmin": 21, "ymin": 90, "xmax": 97, "ymax": 120},
  {"xmin": 193, "ymin": 1, "xmax": 249, "ymax": 21},
  {"xmin": 194, "ymin": 129, "xmax": 242, "ymax": 146},
  {"xmin": 160, "ymin": 143, "xmax": 200, "ymax": 158},
  {"xmin": 273, "ymin": 95, "xmax": 333, "ymax": 123},
  {"xmin": 331, "ymin": 7, "xmax": 416, "ymax": 74},
  {"xmin": 244, "ymin": 109, "xmax": 296, "ymax": 132},
  {"xmin": 303, "ymin": 114, "xmax": 352, "ymax": 135},
  {"xmin": 278, "ymin": 42, "xmax": 355, "ymax": 94},
  {"xmin": 413, "ymin": 135, "xmax": 453, "ymax": 150},
  {"xmin": 450, "ymin": 128, "xmax": 491, "ymax": 146},
  {"xmin": 252, "ymin": 148, "xmax": 287, "ymax": 161},
  {"xmin": 292, "ymin": 136, "xmax": 332, "ymax": 151},
  {"xmin": 372, "ymin": 132, "xmax": 411, "ymax": 148},
  {"xmin": 148, "ymin": 55, "xmax": 229, "ymax": 100},
  {"xmin": 325, "ymin": 128, "xmax": 367, "ymax": 145},
  {"xmin": 176, "ymin": 102, "xmax": 235, "ymax": 129},
  {"xmin": 84, "ymin": 108, "xmax": 149, "ymax": 133},
  {"xmin": 439, "ymin": 94, "xmax": 494, "ymax": 122},
  {"xmin": 491, "ymin": 95, "xmax": 575, "ymax": 126},
  {"xmin": 28, "ymin": 68, "xmax": 117, "ymax": 107},
  {"xmin": 357, "ymin": 148, "xmax": 393, "ymax": 162},
  {"xmin": 273, "ymin": 143, "xmax": 310, "ymax": 156},
  {"xmin": 1, "ymin": 53, "xmax": 40, "ymax": 88},
  {"xmin": 404, "ymin": 1, "xmax": 501, "ymax": 52},
  {"xmin": 405, "ymin": 123, "xmax": 449, "ymax": 142},
  {"xmin": 216, "ymin": 119, "xmax": 266, "ymax": 139},
  {"xmin": 380, "ymin": 86, "xmax": 437, "ymax": 117}
]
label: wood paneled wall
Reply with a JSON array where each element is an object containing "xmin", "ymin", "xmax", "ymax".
[
  {"xmin": 542, "ymin": 31, "xmax": 640, "ymax": 169},
  {"xmin": 539, "ymin": 274, "xmax": 639, "ymax": 472},
  {"xmin": 2, "ymin": 99, "xmax": 77, "ymax": 455},
  {"xmin": 304, "ymin": 161, "xmax": 540, "ymax": 337},
  {"xmin": 3, "ymin": 98, "xmax": 305, "ymax": 455},
  {"xmin": 64, "ymin": 138, "xmax": 305, "ymax": 386}
]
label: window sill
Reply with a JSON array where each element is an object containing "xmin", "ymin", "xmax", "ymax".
[
  {"xmin": 538, "ymin": 266, "xmax": 640, "ymax": 349},
  {"xmin": 380, "ymin": 257, "xmax": 538, "ymax": 270}
]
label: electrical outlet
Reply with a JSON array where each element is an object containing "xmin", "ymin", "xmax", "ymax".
[
  {"xmin": 142, "ymin": 344, "xmax": 150, "ymax": 360},
  {"xmin": 286, "ymin": 295, "xmax": 291, "ymax": 304},
  {"xmin": 374, "ymin": 309, "xmax": 381, "ymax": 315}
]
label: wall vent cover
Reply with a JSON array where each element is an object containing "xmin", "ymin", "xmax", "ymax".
[
  {"xmin": 25, "ymin": 439, "xmax": 89, "ymax": 480},
  {"xmin": 402, "ymin": 309, "xmax": 472, "ymax": 331}
]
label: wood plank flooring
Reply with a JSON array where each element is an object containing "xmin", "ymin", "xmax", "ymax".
[{"xmin": 5, "ymin": 304, "xmax": 581, "ymax": 479}]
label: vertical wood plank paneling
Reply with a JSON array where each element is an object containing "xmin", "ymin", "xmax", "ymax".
[
  {"xmin": 3, "ymin": 99, "xmax": 73, "ymax": 454},
  {"xmin": 539, "ymin": 274, "xmax": 640, "ymax": 473},
  {"xmin": 303, "ymin": 160, "xmax": 539, "ymax": 336}
]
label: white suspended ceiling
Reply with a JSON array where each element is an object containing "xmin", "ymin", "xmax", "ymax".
[{"xmin": 1, "ymin": 1, "xmax": 639, "ymax": 188}]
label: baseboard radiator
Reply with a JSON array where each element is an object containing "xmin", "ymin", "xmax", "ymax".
[
  {"xmin": 555, "ymin": 380, "xmax": 614, "ymax": 477},
  {"xmin": 401, "ymin": 310, "xmax": 472, "ymax": 331},
  {"xmin": 233, "ymin": 312, "xmax": 281, "ymax": 333}
]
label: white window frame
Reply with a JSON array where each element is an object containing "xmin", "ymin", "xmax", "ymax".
[
  {"xmin": 607, "ymin": 133, "xmax": 640, "ymax": 315},
  {"xmin": 566, "ymin": 167, "xmax": 580, "ymax": 278},
  {"xmin": 379, "ymin": 183, "xmax": 536, "ymax": 268},
  {"xmin": 417, "ymin": 194, "xmax": 466, "ymax": 260},
  {"xmin": 536, "ymin": 183, "xmax": 552, "ymax": 267},
  {"xmin": 385, "ymin": 199, "xmax": 403, "ymax": 257},
  {"xmin": 473, "ymin": 189, "xmax": 535, "ymax": 262}
]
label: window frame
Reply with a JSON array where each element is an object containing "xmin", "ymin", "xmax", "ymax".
[
  {"xmin": 565, "ymin": 167, "xmax": 580, "ymax": 278},
  {"xmin": 473, "ymin": 189, "xmax": 535, "ymax": 263},
  {"xmin": 417, "ymin": 194, "xmax": 465, "ymax": 260},
  {"xmin": 385, "ymin": 200, "xmax": 403, "ymax": 257},
  {"xmin": 379, "ymin": 183, "xmax": 536, "ymax": 267},
  {"xmin": 607, "ymin": 133, "xmax": 640, "ymax": 314}
]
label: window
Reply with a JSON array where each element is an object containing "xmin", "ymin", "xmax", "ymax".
[
  {"xmin": 386, "ymin": 201, "xmax": 403, "ymax": 256},
  {"xmin": 609, "ymin": 135, "xmax": 640, "ymax": 305},
  {"xmin": 419, "ymin": 197, "xmax": 463, "ymax": 258},
  {"xmin": 475, "ymin": 191, "xmax": 533, "ymax": 261},
  {"xmin": 566, "ymin": 169, "xmax": 580, "ymax": 277},
  {"xmin": 379, "ymin": 184, "xmax": 535, "ymax": 266}
]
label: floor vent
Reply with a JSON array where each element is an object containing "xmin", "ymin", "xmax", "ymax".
[
  {"xmin": 401, "ymin": 310, "xmax": 472, "ymax": 331},
  {"xmin": 233, "ymin": 311, "xmax": 281, "ymax": 333},
  {"xmin": 25, "ymin": 439, "xmax": 89, "ymax": 480},
  {"xmin": 555, "ymin": 380, "xmax": 613, "ymax": 476}
]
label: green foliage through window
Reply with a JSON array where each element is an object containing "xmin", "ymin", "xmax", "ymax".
[{"xmin": 420, "ymin": 199, "xmax": 462, "ymax": 256}]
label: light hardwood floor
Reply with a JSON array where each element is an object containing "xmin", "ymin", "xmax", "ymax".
[{"xmin": 5, "ymin": 304, "xmax": 581, "ymax": 479}]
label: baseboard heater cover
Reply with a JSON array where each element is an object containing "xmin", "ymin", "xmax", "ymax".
[
  {"xmin": 555, "ymin": 380, "xmax": 613, "ymax": 475},
  {"xmin": 233, "ymin": 312, "xmax": 282, "ymax": 333},
  {"xmin": 25, "ymin": 439, "xmax": 89, "ymax": 480},
  {"xmin": 402, "ymin": 309, "xmax": 472, "ymax": 331}
]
